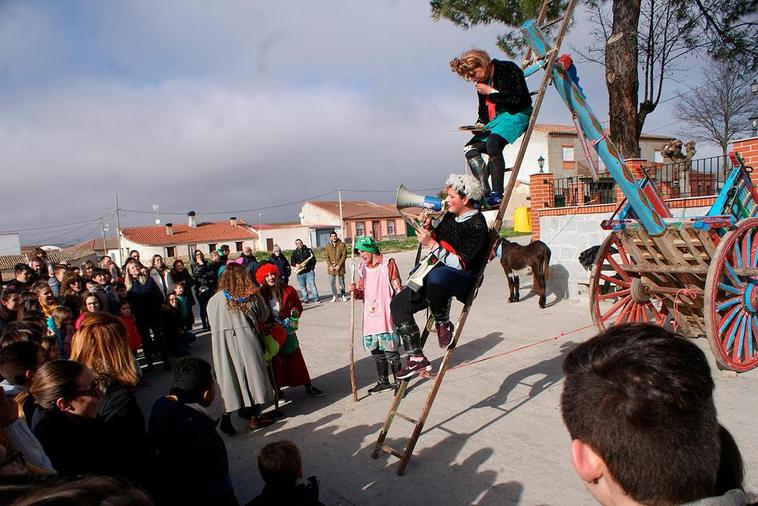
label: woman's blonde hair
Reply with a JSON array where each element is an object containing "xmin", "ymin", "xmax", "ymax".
[
  {"xmin": 70, "ymin": 312, "xmax": 137, "ymax": 387},
  {"xmin": 450, "ymin": 49, "xmax": 491, "ymax": 81}
]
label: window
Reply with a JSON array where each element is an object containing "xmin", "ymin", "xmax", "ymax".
[
  {"xmin": 187, "ymin": 244, "xmax": 197, "ymax": 258},
  {"xmin": 235, "ymin": 241, "xmax": 243, "ymax": 252},
  {"xmin": 356, "ymin": 222, "xmax": 365, "ymax": 236},
  {"xmin": 387, "ymin": 220, "xmax": 395, "ymax": 236},
  {"xmin": 654, "ymin": 150, "xmax": 664, "ymax": 163},
  {"xmin": 208, "ymin": 243, "xmax": 216, "ymax": 252},
  {"xmin": 561, "ymin": 145, "xmax": 575, "ymax": 162},
  {"xmin": 165, "ymin": 246, "xmax": 175, "ymax": 258}
]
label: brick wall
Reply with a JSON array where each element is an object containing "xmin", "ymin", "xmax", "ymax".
[{"xmin": 734, "ymin": 137, "xmax": 758, "ymax": 177}]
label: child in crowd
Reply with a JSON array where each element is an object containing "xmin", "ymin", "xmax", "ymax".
[
  {"xmin": 173, "ymin": 282, "xmax": 194, "ymax": 331},
  {"xmin": 46, "ymin": 306, "xmax": 73, "ymax": 359},
  {"xmin": 247, "ymin": 440, "xmax": 324, "ymax": 506},
  {"xmin": 0, "ymin": 341, "xmax": 45, "ymax": 423},
  {"xmin": 148, "ymin": 357, "xmax": 238, "ymax": 506},
  {"xmin": 118, "ymin": 300, "xmax": 146, "ymax": 386}
]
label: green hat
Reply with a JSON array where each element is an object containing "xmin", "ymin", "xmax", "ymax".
[{"xmin": 354, "ymin": 236, "xmax": 380, "ymax": 254}]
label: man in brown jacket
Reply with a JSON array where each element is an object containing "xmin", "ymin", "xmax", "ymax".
[{"xmin": 325, "ymin": 232, "xmax": 348, "ymax": 302}]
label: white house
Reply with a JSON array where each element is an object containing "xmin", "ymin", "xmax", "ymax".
[
  {"xmin": 121, "ymin": 215, "xmax": 259, "ymax": 262},
  {"xmin": 250, "ymin": 222, "xmax": 337, "ymax": 252}
]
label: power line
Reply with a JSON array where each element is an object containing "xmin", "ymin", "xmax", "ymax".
[
  {"xmin": 120, "ymin": 190, "xmax": 340, "ymax": 216},
  {"xmin": 0, "ymin": 218, "xmax": 100, "ymax": 234}
]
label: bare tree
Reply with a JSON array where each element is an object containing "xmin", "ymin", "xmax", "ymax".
[{"xmin": 675, "ymin": 61, "xmax": 756, "ymax": 156}]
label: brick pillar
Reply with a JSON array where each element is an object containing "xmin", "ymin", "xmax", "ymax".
[
  {"xmin": 530, "ymin": 172, "xmax": 554, "ymax": 241},
  {"xmin": 733, "ymin": 137, "xmax": 758, "ymax": 184},
  {"xmin": 614, "ymin": 158, "xmax": 646, "ymax": 203}
]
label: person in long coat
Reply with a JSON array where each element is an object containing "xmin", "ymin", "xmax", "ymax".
[{"xmin": 207, "ymin": 263, "xmax": 275, "ymax": 434}]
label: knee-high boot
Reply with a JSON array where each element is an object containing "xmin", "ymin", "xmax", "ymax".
[
  {"xmin": 395, "ymin": 321, "xmax": 422, "ymax": 356},
  {"xmin": 467, "ymin": 155, "xmax": 492, "ymax": 195},
  {"xmin": 368, "ymin": 353, "xmax": 393, "ymax": 394}
]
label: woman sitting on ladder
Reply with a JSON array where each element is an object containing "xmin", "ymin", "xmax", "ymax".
[{"xmin": 451, "ymin": 48, "xmax": 532, "ymax": 207}]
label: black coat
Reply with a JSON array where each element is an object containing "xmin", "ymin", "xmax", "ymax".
[
  {"xmin": 477, "ymin": 59, "xmax": 532, "ymax": 122},
  {"xmin": 99, "ymin": 382, "xmax": 155, "ymax": 487},
  {"xmin": 290, "ymin": 247, "xmax": 316, "ymax": 274},
  {"xmin": 126, "ymin": 277, "xmax": 164, "ymax": 326},
  {"xmin": 270, "ymin": 254, "xmax": 291, "ymax": 284},
  {"xmin": 191, "ymin": 261, "xmax": 217, "ymax": 294},
  {"xmin": 149, "ymin": 396, "xmax": 238, "ymax": 506},
  {"xmin": 32, "ymin": 408, "xmax": 117, "ymax": 477}
]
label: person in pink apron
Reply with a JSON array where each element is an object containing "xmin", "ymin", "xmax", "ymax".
[{"xmin": 349, "ymin": 236, "xmax": 403, "ymax": 394}]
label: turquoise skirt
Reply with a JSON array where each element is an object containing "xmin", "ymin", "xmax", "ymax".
[{"xmin": 474, "ymin": 107, "xmax": 532, "ymax": 144}]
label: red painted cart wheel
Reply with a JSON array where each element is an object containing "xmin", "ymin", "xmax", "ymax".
[
  {"xmin": 704, "ymin": 218, "xmax": 758, "ymax": 371},
  {"xmin": 590, "ymin": 233, "xmax": 669, "ymax": 331}
]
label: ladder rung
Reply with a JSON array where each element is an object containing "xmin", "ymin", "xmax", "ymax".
[
  {"xmin": 540, "ymin": 16, "xmax": 565, "ymax": 30},
  {"xmin": 381, "ymin": 445, "xmax": 405, "ymax": 460},
  {"xmin": 395, "ymin": 412, "xmax": 419, "ymax": 425}
]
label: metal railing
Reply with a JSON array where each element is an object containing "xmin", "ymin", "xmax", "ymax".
[
  {"xmin": 549, "ymin": 155, "xmax": 729, "ymax": 208},
  {"xmin": 642, "ymin": 155, "xmax": 728, "ymax": 199},
  {"xmin": 552, "ymin": 175, "xmax": 617, "ymax": 208}
]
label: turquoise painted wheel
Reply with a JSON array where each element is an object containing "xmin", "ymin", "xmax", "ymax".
[{"xmin": 704, "ymin": 218, "xmax": 758, "ymax": 371}]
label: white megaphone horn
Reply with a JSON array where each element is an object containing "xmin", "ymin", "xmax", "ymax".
[{"xmin": 395, "ymin": 184, "xmax": 443, "ymax": 212}]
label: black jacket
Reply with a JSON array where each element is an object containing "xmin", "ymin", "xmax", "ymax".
[
  {"xmin": 192, "ymin": 261, "xmax": 217, "ymax": 294},
  {"xmin": 477, "ymin": 59, "xmax": 532, "ymax": 122},
  {"xmin": 32, "ymin": 408, "xmax": 117, "ymax": 477},
  {"xmin": 149, "ymin": 396, "xmax": 238, "ymax": 506},
  {"xmin": 246, "ymin": 477, "xmax": 324, "ymax": 506},
  {"xmin": 291, "ymin": 247, "xmax": 316, "ymax": 274},
  {"xmin": 126, "ymin": 277, "xmax": 164, "ymax": 325},
  {"xmin": 99, "ymin": 382, "xmax": 155, "ymax": 487},
  {"xmin": 270, "ymin": 254, "xmax": 292, "ymax": 284},
  {"xmin": 434, "ymin": 212, "xmax": 489, "ymax": 273}
]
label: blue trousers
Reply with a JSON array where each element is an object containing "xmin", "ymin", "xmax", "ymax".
[
  {"xmin": 297, "ymin": 271, "xmax": 320, "ymax": 302},
  {"xmin": 328, "ymin": 273, "xmax": 346, "ymax": 297}
]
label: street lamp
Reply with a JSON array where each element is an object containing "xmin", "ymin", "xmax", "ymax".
[
  {"xmin": 751, "ymin": 79, "xmax": 758, "ymax": 94},
  {"xmin": 538, "ymin": 155, "xmax": 545, "ymax": 173},
  {"xmin": 751, "ymin": 116, "xmax": 758, "ymax": 138},
  {"xmin": 152, "ymin": 204, "xmax": 160, "ymax": 225}
]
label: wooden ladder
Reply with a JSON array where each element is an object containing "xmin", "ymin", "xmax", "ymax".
[{"xmin": 370, "ymin": 0, "xmax": 579, "ymax": 476}]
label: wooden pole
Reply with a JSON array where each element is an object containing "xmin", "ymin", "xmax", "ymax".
[{"xmin": 348, "ymin": 251, "xmax": 358, "ymax": 401}]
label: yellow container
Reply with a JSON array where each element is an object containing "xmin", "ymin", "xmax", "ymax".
[{"xmin": 513, "ymin": 206, "xmax": 531, "ymax": 233}]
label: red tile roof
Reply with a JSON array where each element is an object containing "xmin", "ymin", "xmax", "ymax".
[
  {"xmin": 122, "ymin": 221, "xmax": 257, "ymax": 246},
  {"xmin": 307, "ymin": 201, "xmax": 399, "ymax": 220},
  {"xmin": 65, "ymin": 237, "xmax": 121, "ymax": 252}
]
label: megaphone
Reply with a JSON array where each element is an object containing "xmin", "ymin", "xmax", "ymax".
[{"xmin": 396, "ymin": 184, "xmax": 443, "ymax": 212}]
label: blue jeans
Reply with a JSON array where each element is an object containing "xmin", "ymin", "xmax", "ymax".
[
  {"xmin": 328, "ymin": 273, "xmax": 346, "ymax": 297},
  {"xmin": 297, "ymin": 271, "xmax": 319, "ymax": 302}
]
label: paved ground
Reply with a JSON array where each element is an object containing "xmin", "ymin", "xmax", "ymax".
[{"xmin": 136, "ymin": 244, "xmax": 757, "ymax": 505}]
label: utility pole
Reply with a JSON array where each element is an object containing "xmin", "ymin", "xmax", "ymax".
[
  {"xmin": 99, "ymin": 216, "xmax": 108, "ymax": 258},
  {"xmin": 338, "ymin": 188, "xmax": 346, "ymax": 243},
  {"xmin": 114, "ymin": 194, "xmax": 123, "ymax": 266}
]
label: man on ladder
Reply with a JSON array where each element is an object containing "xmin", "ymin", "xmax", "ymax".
[{"xmin": 391, "ymin": 173, "xmax": 489, "ymax": 379}]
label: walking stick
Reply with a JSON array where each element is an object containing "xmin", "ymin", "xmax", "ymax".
[{"xmin": 348, "ymin": 252, "xmax": 358, "ymax": 402}]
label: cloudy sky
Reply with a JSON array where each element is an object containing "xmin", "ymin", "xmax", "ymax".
[{"xmin": 0, "ymin": 1, "xmax": 712, "ymax": 246}]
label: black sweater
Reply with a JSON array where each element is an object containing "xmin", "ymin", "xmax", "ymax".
[{"xmin": 477, "ymin": 59, "xmax": 532, "ymax": 122}]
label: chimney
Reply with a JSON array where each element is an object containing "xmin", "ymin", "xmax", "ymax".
[
  {"xmin": 230, "ymin": 216, "xmax": 237, "ymax": 227},
  {"xmin": 165, "ymin": 223, "xmax": 173, "ymax": 236},
  {"xmin": 188, "ymin": 211, "xmax": 197, "ymax": 228}
]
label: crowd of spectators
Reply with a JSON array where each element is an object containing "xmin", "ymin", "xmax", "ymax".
[{"xmin": 0, "ymin": 246, "xmax": 326, "ymax": 505}]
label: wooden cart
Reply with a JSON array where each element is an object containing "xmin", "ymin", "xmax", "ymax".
[{"xmin": 519, "ymin": 26, "xmax": 758, "ymax": 371}]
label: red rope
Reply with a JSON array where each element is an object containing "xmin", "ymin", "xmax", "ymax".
[{"xmin": 447, "ymin": 322, "xmax": 597, "ymax": 372}]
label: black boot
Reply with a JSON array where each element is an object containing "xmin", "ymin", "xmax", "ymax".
[
  {"xmin": 219, "ymin": 413, "xmax": 236, "ymax": 436},
  {"xmin": 389, "ymin": 356, "xmax": 402, "ymax": 392},
  {"xmin": 394, "ymin": 321, "xmax": 431, "ymax": 379},
  {"xmin": 467, "ymin": 155, "xmax": 492, "ymax": 195},
  {"xmin": 368, "ymin": 354, "xmax": 392, "ymax": 394}
]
